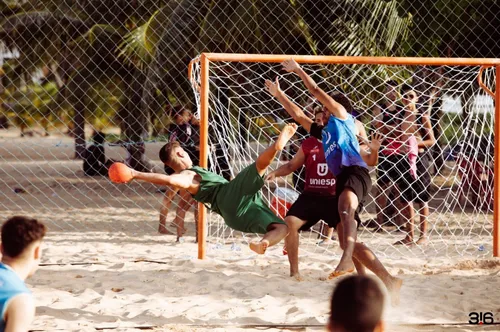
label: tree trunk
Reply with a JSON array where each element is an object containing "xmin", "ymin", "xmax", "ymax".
[
  {"xmin": 123, "ymin": 69, "xmax": 153, "ymax": 172},
  {"xmin": 71, "ymin": 71, "xmax": 88, "ymax": 159},
  {"xmin": 73, "ymin": 99, "xmax": 86, "ymax": 159}
]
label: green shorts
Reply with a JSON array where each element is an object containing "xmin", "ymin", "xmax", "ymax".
[{"xmin": 215, "ymin": 162, "xmax": 285, "ymax": 234}]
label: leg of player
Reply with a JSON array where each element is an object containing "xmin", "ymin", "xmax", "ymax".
[
  {"xmin": 321, "ymin": 226, "xmax": 335, "ymax": 244},
  {"xmin": 375, "ymin": 183, "xmax": 389, "ymax": 230},
  {"xmin": 394, "ymin": 201, "xmax": 415, "ymax": 245},
  {"xmin": 194, "ymin": 203, "xmax": 199, "ymax": 243},
  {"xmin": 248, "ymin": 124, "xmax": 296, "ymax": 254},
  {"xmin": 284, "ymin": 216, "xmax": 307, "ymax": 280},
  {"xmin": 331, "ymin": 189, "xmax": 358, "ymax": 277},
  {"xmin": 416, "ymin": 202, "xmax": 429, "ymax": 245},
  {"xmin": 249, "ymin": 223, "xmax": 288, "ymax": 255},
  {"xmin": 255, "ymin": 123, "xmax": 298, "ymax": 176},
  {"xmin": 336, "ymin": 223, "xmax": 366, "ymax": 276},
  {"xmin": 337, "ymin": 224, "xmax": 403, "ymax": 306},
  {"xmin": 393, "ymin": 187, "xmax": 406, "ymax": 229},
  {"xmin": 172, "ymin": 189, "xmax": 193, "ymax": 241},
  {"xmin": 354, "ymin": 242, "xmax": 403, "ymax": 306}
]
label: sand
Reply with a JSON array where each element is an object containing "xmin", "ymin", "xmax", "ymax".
[{"xmin": 1, "ymin": 128, "xmax": 500, "ymax": 332}]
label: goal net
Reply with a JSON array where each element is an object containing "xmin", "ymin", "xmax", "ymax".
[{"xmin": 190, "ymin": 55, "xmax": 497, "ymax": 259}]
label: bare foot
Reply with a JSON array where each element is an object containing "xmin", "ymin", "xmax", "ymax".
[
  {"xmin": 159, "ymin": 222, "xmax": 186, "ymax": 235},
  {"xmin": 416, "ymin": 236, "xmax": 428, "ymax": 245},
  {"xmin": 290, "ymin": 272, "xmax": 304, "ymax": 281},
  {"xmin": 158, "ymin": 223, "xmax": 174, "ymax": 235},
  {"xmin": 328, "ymin": 259, "xmax": 355, "ymax": 279},
  {"xmin": 387, "ymin": 277, "xmax": 403, "ymax": 307},
  {"xmin": 249, "ymin": 240, "xmax": 269, "ymax": 254},
  {"xmin": 393, "ymin": 237, "xmax": 414, "ymax": 246},
  {"xmin": 177, "ymin": 225, "xmax": 187, "ymax": 237},
  {"xmin": 275, "ymin": 123, "xmax": 298, "ymax": 150},
  {"xmin": 317, "ymin": 239, "xmax": 333, "ymax": 246}
]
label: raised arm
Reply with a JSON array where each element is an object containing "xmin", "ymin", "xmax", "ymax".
[
  {"xmin": 266, "ymin": 147, "xmax": 306, "ymax": 182},
  {"xmin": 265, "ymin": 77, "xmax": 313, "ymax": 132},
  {"xmin": 372, "ymin": 104, "xmax": 384, "ymax": 130},
  {"xmin": 282, "ymin": 59, "xmax": 348, "ymax": 120}
]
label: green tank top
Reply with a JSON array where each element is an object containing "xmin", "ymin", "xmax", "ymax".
[{"xmin": 189, "ymin": 166, "xmax": 228, "ymax": 213}]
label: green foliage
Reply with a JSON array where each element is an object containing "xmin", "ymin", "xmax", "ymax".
[
  {"xmin": 1, "ymin": 81, "xmax": 66, "ymax": 131},
  {"xmin": 397, "ymin": 0, "xmax": 500, "ymax": 57},
  {"xmin": 2, "ymin": 0, "xmax": 497, "ymax": 146}
]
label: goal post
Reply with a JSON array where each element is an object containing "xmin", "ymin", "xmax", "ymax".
[{"xmin": 190, "ymin": 53, "xmax": 500, "ymax": 260}]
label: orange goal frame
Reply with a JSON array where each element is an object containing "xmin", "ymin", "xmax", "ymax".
[{"xmin": 190, "ymin": 53, "xmax": 500, "ymax": 260}]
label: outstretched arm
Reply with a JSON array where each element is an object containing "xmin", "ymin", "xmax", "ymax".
[
  {"xmin": 266, "ymin": 147, "xmax": 306, "ymax": 181},
  {"xmin": 282, "ymin": 59, "xmax": 348, "ymax": 120},
  {"xmin": 132, "ymin": 170, "xmax": 193, "ymax": 190},
  {"xmin": 265, "ymin": 78, "xmax": 313, "ymax": 132}
]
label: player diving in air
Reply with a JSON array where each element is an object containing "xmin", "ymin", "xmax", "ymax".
[{"xmin": 108, "ymin": 124, "xmax": 299, "ymax": 255}]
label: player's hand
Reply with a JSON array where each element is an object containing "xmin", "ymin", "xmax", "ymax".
[
  {"xmin": 368, "ymin": 132, "xmax": 383, "ymax": 152},
  {"xmin": 265, "ymin": 172, "xmax": 277, "ymax": 182},
  {"xmin": 282, "ymin": 58, "xmax": 300, "ymax": 73},
  {"xmin": 357, "ymin": 132, "xmax": 383, "ymax": 152},
  {"xmin": 265, "ymin": 77, "xmax": 281, "ymax": 97}
]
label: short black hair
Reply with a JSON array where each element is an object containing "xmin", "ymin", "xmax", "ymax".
[
  {"xmin": 159, "ymin": 141, "xmax": 181, "ymax": 165},
  {"xmin": 385, "ymin": 80, "xmax": 398, "ymax": 87},
  {"xmin": 401, "ymin": 83, "xmax": 413, "ymax": 94},
  {"xmin": 330, "ymin": 275, "xmax": 384, "ymax": 332},
  {"xmin": 331, "ymin": 92, "xmax": 353, "ymax": 114},
  {"xmin": 173, "ymin": 105, "xmax": 190, "ymax": 118},
  {"xmin": 314, "ymin": 106, "xmax": 324, "ymax": 116},
  {"xmin": 1, "ymin": 216, "xmax": 47, "ymax": 258}
]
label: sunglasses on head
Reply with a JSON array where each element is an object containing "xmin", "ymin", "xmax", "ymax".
[{"xmin": 403, "ymin": 93, "xmax": 416, "ymax": 99}]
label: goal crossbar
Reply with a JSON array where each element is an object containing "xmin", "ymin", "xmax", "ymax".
[{"xmin": 191, "ymin": 53, "xmax": 500, "ymax": 260}]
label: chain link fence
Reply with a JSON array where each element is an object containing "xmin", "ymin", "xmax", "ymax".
[{"xmin": 1, "ymin": 0, "xmax": 499, "ymax": 256}]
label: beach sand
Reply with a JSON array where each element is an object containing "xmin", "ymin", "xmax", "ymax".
[{"xmin": 1, "ymin": 129, "xmax": 499, "ymax": 331}]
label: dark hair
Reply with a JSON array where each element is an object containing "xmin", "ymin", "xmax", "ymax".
[
  {"xmin": 385, "ymin": 80, "xmax": 398, "ymax": 87},
  {"xmin": 330, "ymin": 275, "xmax": 384, "ymax": 332},
  {"xmin": 1, "ymin": 216, "xmax": 46, "ymax": 258},
  {"xmin": 173, "ymin": 105, "xmax": 190, "ymax": 118},
  {"xmin": 331, "ymin": 92, "xmax": 353, "ymax": 114},
  {"xmin": 314, "ymin": 107, "xmax": 324, "ymax": 116},
  {"xmin": 401, "ymin": 83, "xmax": 413, "ymax": 94},
  {"xmin": 159, "ymin": 141, "xmax": 181, "ymax": 165}
]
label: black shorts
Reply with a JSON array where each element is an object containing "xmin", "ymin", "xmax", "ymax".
[
  {"xmin": 412, "ymin": 151, "xmax": 431, "ymax": 203},
  {"xmin": 336, "ymin": 166, "xmax": 372, "ymax": 206},
  {"xmin": 377, "ymin": 155, "xmax": 417, "ymax": 203},
  {"xmin": 286, "ymin": 193, "xmax": 361, "ymax": 230}
]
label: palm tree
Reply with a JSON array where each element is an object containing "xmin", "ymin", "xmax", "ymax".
[
  {"xmin": 0, "ymin": 1, "xmax": 167, "ymax": 163},
  {"xmin": 2, "ymin": 0, "xmax": 414, "ymax": 164}
]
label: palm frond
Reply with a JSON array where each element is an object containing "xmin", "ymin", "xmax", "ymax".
[
  {"xmin": 67, "ymin": 24, "xmax": 124, "ymax": 72},
  {"xmin": 320, "ymin": 0, "xmax": 413, "ymax": 109},
  {"xmin": 117, "ymin": 3, "xmax": 180, "ymax": 69},
  {"xmin": 118, "ymin": 24, "xmax": 153, "ymax": 69}
]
